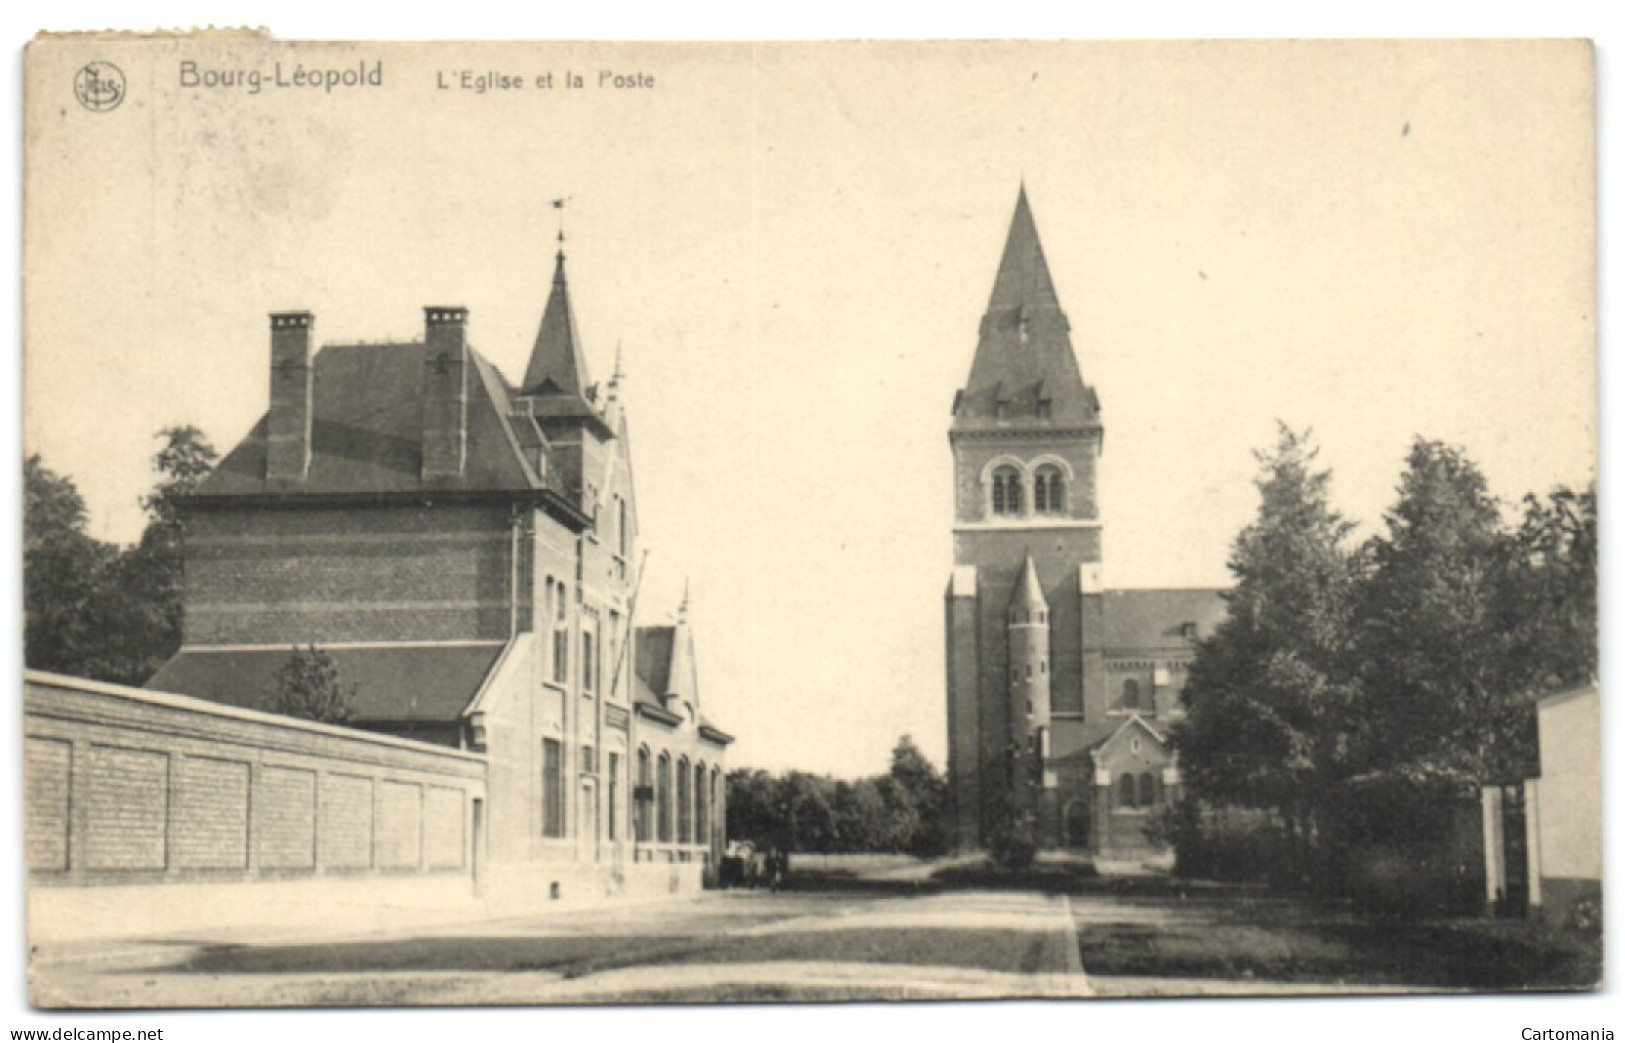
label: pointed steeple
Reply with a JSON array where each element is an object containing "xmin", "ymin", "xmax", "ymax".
[
  {"xmin": 1008, "ymin": 552, "xmax": 1050, "ymax": 613},
  {"xmin": 987, "ymin": 185, "xmax": 1061, "ymax": 314},
  {"xmin": 522, "ymin": 250, "xmax": 594, "ymax": 398},
  {"xmin": 953, "ymin": 187, "xmax": 1098, "ymax": 431}
]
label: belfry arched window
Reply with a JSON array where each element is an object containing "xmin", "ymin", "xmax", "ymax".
[
  {"xmin": 992, "ymin": 466, "xmax": 1024, "ymax": 516},
  {"xmin": 1034, "ymin": 466, "xmax": 1066, "ymax": 515}
]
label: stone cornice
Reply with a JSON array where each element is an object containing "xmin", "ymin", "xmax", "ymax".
[{"xmin": 950, "ymin": 424, "xmax": 1102, "ymax": 444}]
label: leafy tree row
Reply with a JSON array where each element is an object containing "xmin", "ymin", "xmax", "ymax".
[
  {"xmin": 24, "ymin": 427, "xmax": 217, "ymax": 686},
  {"xmin": 726, "ymin": 736, "xmax": 949, "ymax": 856},
  {"xmin": 1171, "ymin": 424, "xmax": 1595, "ymax": 889}
]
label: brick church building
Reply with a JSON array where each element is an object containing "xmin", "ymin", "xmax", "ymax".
[
  {"xmin": 144, "ymin": 245, "xmax": 732, "ymax": 897},
  {"xmin": 945, "ymin": 188, "xmax": 1226, "ymax": 858}
]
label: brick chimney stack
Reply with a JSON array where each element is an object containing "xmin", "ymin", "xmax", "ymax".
[
  {"xmin": 422, "ymin": 307, "xmax": 470, "ymax": 479},
  {"xmin": 266, "ymin": 312, "xmax": 314, "ymax": 482}
]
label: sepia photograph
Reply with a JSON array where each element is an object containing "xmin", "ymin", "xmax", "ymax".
[{"xmin": 14, "ymin": 25, "xmax": 1603, "ymax": 1025}]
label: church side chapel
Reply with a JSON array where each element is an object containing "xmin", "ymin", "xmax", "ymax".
[
  {"xmin": 945, "ymin": 188, "xmax": 1226, "ymax": 858},
  {"xmin": 145, "ymin": 226, "xmax": 732, "ymax": 898}
]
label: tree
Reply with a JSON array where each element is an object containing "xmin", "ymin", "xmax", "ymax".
[
  {"xmin": 23, "ymin": 455, "xmax": 116, "ymax": 676},
  {"xmin": 832, "ymin": 779, "xmax": 890, "ymax": 852},
  {"xmin": 1498, "ymin": 484, "xmax": 1597, "ymax": 693},
  {"xmin": 888, "ymin": 735, "xmax": 948, "ymax": 856},
  {"xmin": 97, "ymin": 427, "xmax": 218, "ymax": 683},
  {"xmin": 23, "ymin": 429, "xmax": 219, "ymax": 686},
  {"xmin": 725, "ymin": 768, "xmax": 781, "ymax": 848},
  {"xmin": 1354, "ymin": 438, "xmax": 1530, "ymax": 784},
  {"xmin": 723, "ymin": 736, "xmax": 953, "ymax": 856},
  {"xmin": 270, "ymin": 645, "xmax": 357, "ymax": 725},
  {"xmin": 1173, "ymin": 424, "xmax": 1359, "ymax": 869}
]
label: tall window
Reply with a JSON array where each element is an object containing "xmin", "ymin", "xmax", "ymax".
[
  {"xmin": 657, "ymin": 753, "xmax": 672, "ymax": 843},
  {"xmin": 1034, "ymin": 466, "xmax": 1065, "ymax": 514},
  {"xmin": 551, "ymin": 581, "xmax": 569, "ymax": 685},
  {"xmin": 677, "ymin": 756, "xmax": 692, "ymax": 844},
  {"xmin": 582, "ymin": 630, "xmax": 596, "ymax": 693},
  {"xmin": 711, "ymin": 768, "xmax": 722, "ymax": 849},
  {"xmin": 516, "ymin": 522, "xmax": 535, "ymax": 632},
  {"xmin": 1117, "ymin": 772, "xmax": 1137, "ymax": 809},
  {"xmin": 992, "ymin": 466, "xmax": 1023, "ymax": 516},
  {"xmin": 694, "ymin": 762, "xmax": 709, "ymax": 846},
  {"xmin": 1122, "ymin": 678, "xmax": 1141, "ymax": 709},
  {"xmin": 1138, "ymin": 773, "xmax": 1158, "ymax": 808},
  {"xmin": 635, "ymin": 747, "xmax": 652, "ymax": 843},
  {"xmin": 617, "ymin": 496, "xmax": 629, "ymax": 557},
  {"xmin": 608, "ymin": 611, "xmax": 621, "ymax": 696},
  {"xmin": 608, "ymin": 752, "xmax": 621, "ymax": 841},
  {"xmin": 542, "ymin": 738, "xmax": 565, "ymax": 837}
]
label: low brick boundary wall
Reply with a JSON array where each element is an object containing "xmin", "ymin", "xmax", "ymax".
[{"xmin": 23, "ymin": 671, "xmax": 488, "ymax": 889}]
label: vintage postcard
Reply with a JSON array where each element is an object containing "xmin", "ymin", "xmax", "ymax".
[{"xmin": 19, "ymin": 33, "xmax": 1598, "ymax": 1012}]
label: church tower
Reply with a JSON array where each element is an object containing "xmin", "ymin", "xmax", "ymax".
[{"xmin": 945, "ymin": 187, "xmax": 1106, "ymax": 851}]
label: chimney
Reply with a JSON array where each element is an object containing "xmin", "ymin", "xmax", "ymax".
[
  {"xmin": 267, "ymin": 312, "xmax": 314, "ymax": 482},
  {"xmin": 422, "ymin": 307, "xmax": 470, "ymax": 479}
]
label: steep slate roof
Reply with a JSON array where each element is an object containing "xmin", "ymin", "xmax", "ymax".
[
  {"xmin": 194, "ymin": 341, "xmax": 544, "ymax": 498},
  {"xmin": 1100, "ymin": 588, "xmax": 1228, "ymax": 653},
  {"xmin": 145, "ymin": 644, "xmax": 505, "ymax": 723},
  {"xmin": 633, "ymin": 620, "xmax": 730, "ymax": 741},
  {"xmin": 953, "ymin": 187, "xmax": 1100, "ymax": 431},
  {"xmin": 523, "ymin": 253, "xmax": 593, "ymax": 400},
  {"xmin": 635, "ymin": 625, "xmax": 676, "ymax": 699}
]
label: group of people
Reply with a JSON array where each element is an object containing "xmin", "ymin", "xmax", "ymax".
[{"xmin": 719, "ymin": 842, "xmax": 790, "ymax": 890}]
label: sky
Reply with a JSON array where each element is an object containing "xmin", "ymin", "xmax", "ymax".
[{"xmin": 22, "ymin": 38, "xmax": 1596, "ymax": 781}]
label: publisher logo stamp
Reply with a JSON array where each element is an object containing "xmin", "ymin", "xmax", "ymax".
[{"xmin": 74, "ymin": 62, "xmax": 126, "ymax": 112}]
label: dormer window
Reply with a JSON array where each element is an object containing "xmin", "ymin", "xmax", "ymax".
[
  {"xmin": 1180, "ymin": 621, "xmax": 1199, "ymax": 640},
  {"xmin": 992, "ymin": 466, "xmax": 1023, "ymax": 516},
  {"xmin": 995, "ymin": 400, "xmax": 1010, "ymax": 419},
  {"xmin": 1036, "ymin": 399, "xmax": 1052, "ymax": 420}
]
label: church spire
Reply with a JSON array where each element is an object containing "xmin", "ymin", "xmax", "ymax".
[
  {"xmin": 953, "ymin": 186, "xmax": 1097, "ymax": 431},
  {"xmin": 986, "ymin": 185, "xmax": 1060, "ymax": 315}
]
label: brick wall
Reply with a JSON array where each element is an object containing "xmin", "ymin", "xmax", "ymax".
[
  {"xmin": 183, "ymin": 505, "xmax": 514, "ymax": 645},
  {"xmin": 24, "ymin": 672, "xmax": 486, "ymax": 886}
]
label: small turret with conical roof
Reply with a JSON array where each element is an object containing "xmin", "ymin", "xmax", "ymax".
[
  {"xmin": 524, "ymin": 251, "xmax": 594, "ymax": 400},
  {"xmin": 1007, "ymin": 552, "xmax": 1053, "ymax": 813},
  {"xmin": 516, "ymin": 243, "xmax": 614, "ymax": 511}
]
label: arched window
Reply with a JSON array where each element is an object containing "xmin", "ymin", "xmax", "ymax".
[
  {"xmin": 551, "ymin": 580, "xmax": 569, "ymax": 685},
  {"xmin": 694, "ymin": 762, "xmax": 709, "ymax": 846},
  {"xmin": 657, "ymin": 752, "xmax": 672, "ymax": 843},
  {"xmin": 677, "ymin": 756, "xmax": 692, "ymax": 844},
  {"xmin": 1117, "ymin": 773, "xmax": 1137, "ymax": 808},
  {"xmin": 1139, "ymin": 773, "xmax": 1158, "ymax": 808},
  {"xmin": 636, "ymin": 747, "xmax": 652, "ymax": 842},
  {"xmin": 1033, "ymin": 465, "xmax": 1065, "ymax": 515},
  {"xmin": 1122, "ymin": 678, "xmax": 1141, "ymax": 709},
  {"xmin": 992, "ymin": 466, "xmax": 1023, "ymax": 516}
]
